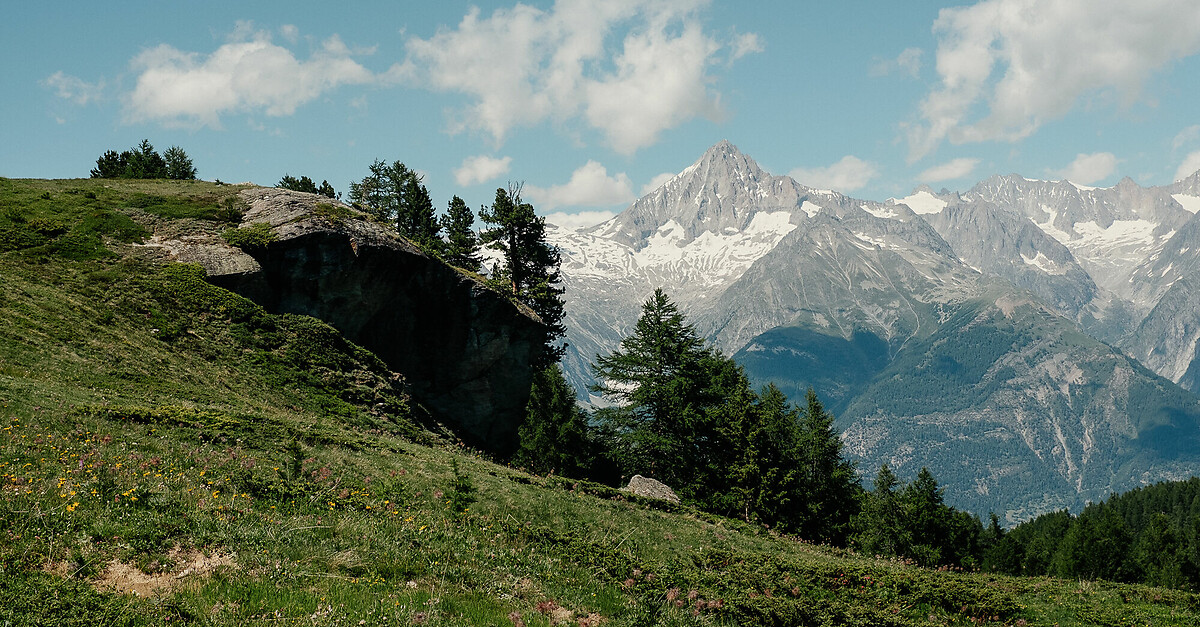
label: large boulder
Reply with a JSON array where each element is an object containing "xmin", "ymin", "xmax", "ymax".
[
  {"xmin": 623, "ymin": 475, "xmax": 680, "ymax": 504},
  {"xmin": 176, "ymin": 188, "xmax": 545, "ymax": 454}
]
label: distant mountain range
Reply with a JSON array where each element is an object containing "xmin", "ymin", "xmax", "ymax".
[{"xmin": 549, "ymin": 140, "xmax": 1200, "ymax": 522}]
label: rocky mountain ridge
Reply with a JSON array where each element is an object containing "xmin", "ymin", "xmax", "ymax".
[{"xmin": 550, "ymin": 141, "xmax": 1200, "ymax": 520}]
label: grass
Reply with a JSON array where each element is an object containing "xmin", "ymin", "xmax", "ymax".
[{"xmin": 2, "ymin": 177, "xmax": 1200, "ymax": 625}]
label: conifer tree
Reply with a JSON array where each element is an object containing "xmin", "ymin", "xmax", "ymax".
[
  {"xmin": 513, "ymin": 364, "xmax": 594, "ymax": 478},
  {"xmin": 480, "ymin": 185, "xmax": 565, "ymax": 364},
  {"xmin": 398, "ymin": 174, "xmax": 442, "ymax": 253},
  {"xmin": 854, "ymin": 464, "xmax": 906, "ymax": 556},
  {"xmin": 591, "ymin": 289, "xmax": 710, "ymax": 484},
  {"xmin": 162, "ymin": 146, "xmax": 197, "ymax": 180},
  {"xmin": 795, "ymin": 389, "xmax": 861, "ymax": 545},
  {"xmin": 317, "ymin": 180, "xmax": 336, "ymax": 199},
  {"xmin": 440, "ymin": 195, "xmax": 481, "ymax": 272}
]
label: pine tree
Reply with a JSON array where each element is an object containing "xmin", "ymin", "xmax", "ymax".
[
  {"xmin": 125, "ymin": 139, "xmax": 167, "ymax": 179},
  {"xmin": 795, "ymin": 389, "xmax": 861, "ymax": 545},
  {"xmin": 513, "ymin": 364, "xmax": 595, "ymax": 479},
  {"xmin": 91, "ymin": 150, "xmax": 123, "ymax": 178},
  {"xmin": 591, "ymin": 289, "xmax": 710, "ymax": 485},
  {"xmin": 162, "ymin": 146, "xmax": 197, "ymax": 180},
  {"xmin": 317, "ymin": 180, "xmax": 336, "ymax": 199},
  {"xmin": 279, "ymin": 174, "xmax": 319, "ymax": 194},
  {"xmin": 440, "ymin": 196, "xmax": 481, "ymax": 272},
  {"xmin": 398, "ymin": 174, "xmax": 442, "ymax": 252},
  {"xmin": 854, "ymin": 464, "xmax": 906, "ymax": 557},
  {"xmin": 480, "ymin": 185, "xmax": 565, "ymax": 364}
]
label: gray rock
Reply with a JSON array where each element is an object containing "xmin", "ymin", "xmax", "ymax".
[
  {"xmin": 175, "ymin": 187, "xmax": 546, "ymax": 454},
  {"xmin": 623, "ymin": 475, "xmax": 680, "ymax": 504}
]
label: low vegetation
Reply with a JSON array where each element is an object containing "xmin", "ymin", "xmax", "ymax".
[{"xmin": 3, "ymin": 176, "xmax": 1200, "ymax": 625}]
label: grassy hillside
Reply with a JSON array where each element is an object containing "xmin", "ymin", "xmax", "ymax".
[{"xmin": 2, "ymin": 178, "xmax": 1200, "ymax": 626}]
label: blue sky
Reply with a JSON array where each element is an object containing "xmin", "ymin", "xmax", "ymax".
[{"xmin": 5, "ymin": 0, "xmax": 1200, "ymax": 227}]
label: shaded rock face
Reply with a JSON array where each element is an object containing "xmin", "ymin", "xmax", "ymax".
[{"xmin": 205, "ymin": 188, "xmax": 544, "ymax": 454}]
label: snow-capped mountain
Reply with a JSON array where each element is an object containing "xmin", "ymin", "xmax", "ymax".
[{"xmin": 549, "ymin": 141, "xmax": 1200, "ymax": 521}]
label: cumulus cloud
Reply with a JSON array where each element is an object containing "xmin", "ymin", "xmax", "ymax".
[
  {"xmin": 125, "ymin": 25, "xmax": 375, "ymax": 128},
  {"xmin": 544, "ymin": 210, "xmax": 618, "ymax": 230},
  {"xmin": 1050, "ymin": 152, "xmax": 1118, "ymax": 185},
  {"xmin": 907, "ymin": 0, "xmax": 1200, "ymax": 161},
  {"xmin": 402, "ymin": 1, "xmax": 754, "ymax": 153},
  {"xmin": 1176, "ymin": 151, "xmax": 1200, "ymax": 182},
  {"xmin": 641, "ymin": 172, "xmax": 677, "ymax": 195},
  {"xmin": 1174, "ymin": 125, "xmax": 1200, "ymax": 150},
  {"xmin": 454, "ymin": 155, "xmax": 513, "ymax": 186},
  {"xmin": 918, "ymin": 157, "xmax": 980, "ymax": 183},
  {"xmin": 524, "ymin": 161, "xmax": 635, "ymax": 210},
  {"xmin": 788, "ymin": 155, "xmax": 879, "ymax": 192},
  {"xmin": 42, "ymin": 71, "xmax": 104, "ymax": 105},
  {"xmin": 869, "ymin": 47, "xmax": 923, "ymax": 78}
]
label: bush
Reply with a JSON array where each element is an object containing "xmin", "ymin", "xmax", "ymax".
[{"xmin": 222, "ymin": 222, "xmax": 276, "ymax": 253}]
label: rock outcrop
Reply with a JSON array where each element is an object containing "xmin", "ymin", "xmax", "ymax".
[{"xmin": 180, "ymin": 188, "xmax": 545, "ymax": 454}]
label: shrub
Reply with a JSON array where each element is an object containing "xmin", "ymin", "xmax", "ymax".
[{"xmin": 222, "ymin": 222, "xmax": 276, "ymax": 252}]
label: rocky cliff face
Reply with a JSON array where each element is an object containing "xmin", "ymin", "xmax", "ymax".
[{"xmin": 181, "ymin": 188, "xmax": 545, "ymax": 454}]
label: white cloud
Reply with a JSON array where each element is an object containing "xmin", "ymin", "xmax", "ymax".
[
  {"xmin": 454, "ymin": 155, "xmax": 513, "ymax": 186},
  {"xmin": 788, "ymin": 156, "xmax": 879, "ymax": 192},
  {"xmin": 402, "ymin": 1, "xmax": 751, "ymax": 153},
  {"xmin": 918, "ymin": 157, "xmax": 980, "ymax": 183},
  {"xmin": 280, "ymin": 24, "xmax": 300, "ymax": 43},
  {"xmin": 641, "ymin": 172, "xmax": 676, "ymax": 195},
  {"xmin": 730, "ymin": 31, "xmax": 764, "ymax": 61},
  {"xmin": 1175, "ymin": 151, "xmax": 1200, "ymax": 182},
  {"xmin": 42, "ymin": 71, "xmax": 104, "ymax": 105},
  {"xmin": 1173, "ymin": 125, "xmax": 1200, "ymax": 150},
  {"xmin": 870, "ymin": 47, "xmax": 923, "ymax": 78},
  {"xmin": 907, "ymin": 0, "xmax": 1200, "ymax": 161},
  {"xmin": 125, "ymin": 25, "xmax": 375, "ymax": 128},
  {"xmin": 1050, "ymin": 152, "xmax": 1118, "ymax": 185},
  {"xmin": 544, "ymin": 210, "xmax": 618, "ymax": 230},
  {"xmin": 524, "ymin": 161, "xmax": 635, "ymax": 210}
]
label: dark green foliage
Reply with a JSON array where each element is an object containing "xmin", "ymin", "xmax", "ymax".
[
  {"xmin": 317, "ymin": 179, "xmax": 336, "ymax": 199},
  {"xmin": 479, "ymin": 185, "xmax": 565, "ymax": 364},
  {"xmin": 91, "ymin": 140, "xmax": 195, "ymax": 180},
  {"xmin": 440, "ymin": 195, "xmax": 481, "ymax": 272},
  {"xmin": 513, "ymin": 365, "xmax": 597, "ymax": 478},
  {"xmin": 593, "ymin": 290, "xmax": 863, "ymax": 540},
  {"xmin": 221, "ymin": 222, "xmax": 276, "ymax": 253},
  {"xmin": 988, "ymin": 477, "xmax": 1200, "ymax": 590},
  {"xmin": 794, "ymin": 389, "xmax": 861, "ymax": 545},
  {"xmin": 448, "ymin": 459, "xmax": 477, "ymax": 516},
  {"xmin": 278, "ymin": 174, "xmax": 319, "ymax": 194},
  {"xmin": 278, "ymin": 174, "xmax": 336, "ymax": 199},
  {"xmin": 854, "ymin": 464, "xmax": 906, "ymax": 557},
  {"xmin": 162, "ymin": 146, "xmax": 196, "ymax": 180},
  {"xmin": 398, "ymin": 173, "xmax": 442, "ymax": 252},
  {"xmin": 347, "ymin": 159, "xmax": 441, "ymax": 251},
  {"xmin": 591, "ymin": 289, "xmax": 709, "ymax": 484},
  {"xmin": 90, "ymin": 149, "xmax": 124, "ymax": 179}
]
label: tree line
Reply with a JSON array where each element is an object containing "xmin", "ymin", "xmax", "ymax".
[{"xmin": 91, "ymin": 139, "xmax": 196, "ymax": 180}]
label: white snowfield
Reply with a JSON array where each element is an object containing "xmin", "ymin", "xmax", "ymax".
[
  {"xmin": 891, "ymin": 190, "xmax": 946, "ymax": 215},
  {"xmin": 1172, "ymin": 194, "xmax": 1200, "ymax": 214}
]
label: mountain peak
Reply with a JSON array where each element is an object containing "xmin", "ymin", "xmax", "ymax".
[{"xmin": 593, "ymin": 141, "xmax": 805, "ymax": 246}]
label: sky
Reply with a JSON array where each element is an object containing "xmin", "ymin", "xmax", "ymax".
[{"xmin": 5, "ymin": 0, "xmax": 1200, "ymax": 228}]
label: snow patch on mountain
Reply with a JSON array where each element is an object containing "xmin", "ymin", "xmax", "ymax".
[
  {"xmin": 1173, "ymin": 194, "xmax": 1200, "ymax": 214},
  {"xmin": 893, "ymin": 190, "xmax": 947, "ymax": 215}
]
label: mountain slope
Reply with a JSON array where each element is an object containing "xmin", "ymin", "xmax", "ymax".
[{"xmin": 553, "ymin": 142, "xmax": 1200, "ymax": 521}]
